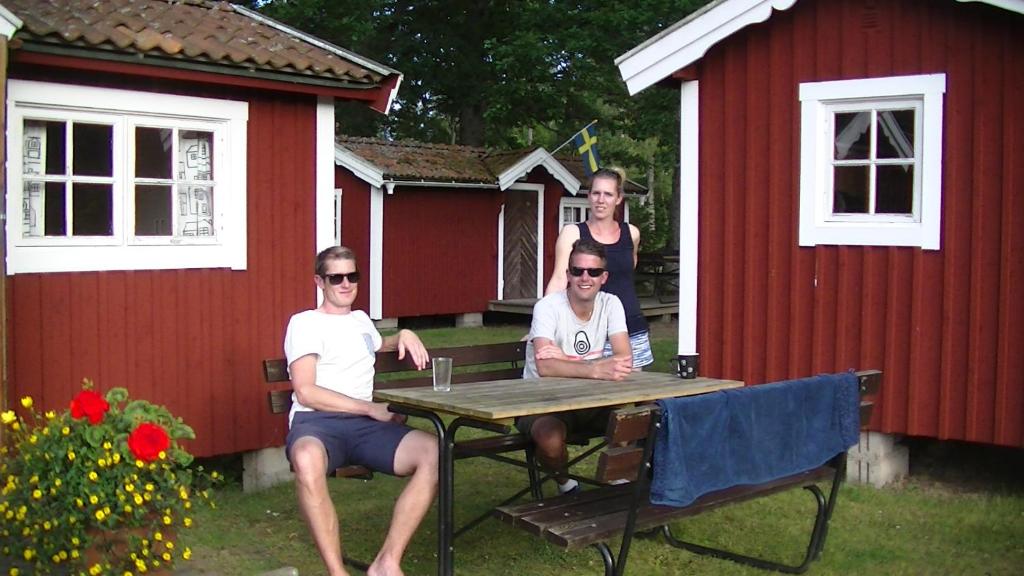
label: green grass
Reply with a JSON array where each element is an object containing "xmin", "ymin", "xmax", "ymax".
[{"xmin": 182, "ymin": 323, "xmax": 1024, "ymax": 575}]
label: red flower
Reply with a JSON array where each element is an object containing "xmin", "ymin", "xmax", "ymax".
[
  {"xmin": 70, "ymin": 390, "xmax": 109, "ymax": 424},
  {"xmin": 128, "ymin": 423, "xmax": 171, "ymax": 462}
]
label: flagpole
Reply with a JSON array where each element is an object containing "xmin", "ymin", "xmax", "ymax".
[{"xmin": 550, "ymin": 119, "xmax": 598, "ymax": 155}]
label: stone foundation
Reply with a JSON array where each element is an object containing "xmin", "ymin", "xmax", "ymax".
[
  {"xmin": 846, "ymin": 431, "xmax": 909, "ymax": 488},
  {"xmin": 242, "ymin": 446, "xmax": 293, "ymax": 492}
]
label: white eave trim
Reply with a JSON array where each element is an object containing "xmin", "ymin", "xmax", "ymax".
[
  {"xmin": 615, "ymin": 0, "xmax": 797, "ymax": 96},
  {"xmin": 335, "ymin": 144, "xmax": 384, "ymax": 188},
  {"xmin": 0, "ymin": 3, "xmax": 23, "ymax": 39},
  {"xmin": 497, "ymin": 147, "xmax": 581, "ymax": 193},
  {"xmin": 615, "ymin": 0, "xmax": 1022, "ymax": 96}
]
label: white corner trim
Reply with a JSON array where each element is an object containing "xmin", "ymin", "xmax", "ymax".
[
  {"xmin": 369, "ymin": 185, "xmax": 384, "ymax": 319},
  {"xmin": 0, "ymin": 4, "xmax": 23, "ymax": 39},
  {"xmin": 497, "ymin": 147, "xmax": 581, "ymax": 193},
  {"xmin": 335, "ymin": 143, "xmax": 384, "ymax": 188},
  {"xmin": 496, "ymin": 204, "xmax": 505, "ymax": 299},
  {"xmin": 616, "ymin": 0, "xmax": 797, "ymax": 95},
  {"xmin": 315, "ymin": 97, "xmax": 336, "ymax": 258},
  {"xmin": 678, "ymin": 81, "xmax": 700, "ymax": 357},
  {"xmin": 508, "ymin": 182, "xmax": 546, "ymax": 298},
  {"xmin": 383, "ymin": 75, "xmax": 403, "ymax": 116}
]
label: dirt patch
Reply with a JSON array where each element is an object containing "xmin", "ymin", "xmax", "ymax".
[{"xmin": 904, "ymin": 436, "xmax": 1024, "ymax": 495}]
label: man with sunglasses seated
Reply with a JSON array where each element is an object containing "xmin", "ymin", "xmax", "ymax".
[
  {"xmin": 517, "ymin": 238, "xmax": 634, "ymax": 495},
  {"xmin": 283, "ymin": 245, "xmax": 436, "ymax": 576}
]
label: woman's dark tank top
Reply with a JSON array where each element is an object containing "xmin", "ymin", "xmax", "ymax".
[{"xmin": 577, "ymin": 222, "xmax": 648, "ymax": 335}]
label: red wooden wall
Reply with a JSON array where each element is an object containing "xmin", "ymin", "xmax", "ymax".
[
  {"xmin": 336, "ymin": 169, "xmax": 372, "ymax": 313},
  {"xmin": 6, "ymin": 73, "xmax": 319, "ymax": 457},
  {"xmin": 694, "ymin": 0, "xmax": 1023, "ymax": 447},
  {"xmin": 382, "ymin": 187, "xmax": 502, "ymax": 317}
]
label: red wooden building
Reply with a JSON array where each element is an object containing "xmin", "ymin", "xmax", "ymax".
[
  {"xmin": 618, "ymin": 0, "xmax": 1023, "ymax": 448},
  {"xmin": 334, "ymin": 137, "xmax": 645, "ymax": 321},
  {"xmin": 0, "ymin": 0, "xmax": 401, "ymax": 457}
]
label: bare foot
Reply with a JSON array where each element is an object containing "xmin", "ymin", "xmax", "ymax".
[{"xmin": 366, "ymin": 557, "xmax": 403, "ymax": 576}]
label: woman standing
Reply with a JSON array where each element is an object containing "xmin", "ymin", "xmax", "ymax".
[{"xmin": 545, "ymin": 168, "xmax": 653, "ymax": 368}]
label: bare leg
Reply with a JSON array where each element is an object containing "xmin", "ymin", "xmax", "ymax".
[
  {"xmin": 290, "ymin": 437, "xmax": 349, "ymax": 576},
  {"xmin": 530, "ymin": 416, "xmax": 569, "ymax": 484},
  {"xmin": 367, "ymin": 430, "xmax": 439, "ymax": 576}
]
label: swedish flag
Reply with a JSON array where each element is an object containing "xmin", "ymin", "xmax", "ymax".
[{"xmin": 573, "ymin": 125, "xmax": 601, "ymax": 176}]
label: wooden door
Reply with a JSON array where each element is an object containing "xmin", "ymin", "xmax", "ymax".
[{"xmin": 502, "ymin": 190, "xmax": 538, "ymax": 299}]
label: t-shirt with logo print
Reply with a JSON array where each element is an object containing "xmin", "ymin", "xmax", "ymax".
[
  {"xmin": 522, "ymin": 290, "xmax": 628, "ymax": 379},
  {"xmin": 283, "ymin": 309, "xmax": 382, "ymax": 426}
]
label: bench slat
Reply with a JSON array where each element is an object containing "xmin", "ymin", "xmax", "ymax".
[
  {"xmin": 544, "ymin": 465, "xmax": 837, "ymax": 550},
  {"xmin": 268, "ymin": 389, "xmax": 292, "ymax": 414},
  {"xmin": 596, "ymin": 446, "xmax": 644, "ymax": 484},
  {"xmin": 860, "ymin": 400, "xmax": 875, "ymax": 425},
  {"xmin": 605, "ymin": 405, "xmax": 653, "ymax": 445}
]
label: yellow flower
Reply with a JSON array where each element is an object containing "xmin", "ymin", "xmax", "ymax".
[
  {"xmin": 124, "ymin": 505, "xmax": 133, "ymax": 513},
  {"xmin": 19, "ymin": 397, "xmax": 32, "ymax": 409},
  {"xmin": 10, "ymin": 423, "xmax": 19, "ymax": 432},
  {"xmin": 182, "ymin": 547, "xmax": 192, "ymax": 560},
  {"xmin": 71, "ymin": 550, "xmax": 80, "ymax": 559},
  {"xmin": 159, "ymin": 451, "xmax": 167, "ymax": 460},
  {"xmin": 98, "ymin": 458, "xmax": 107, "ymax": 468},
  {"xmin": 135, "ymin": 460, "xmax": 145, "ymax": 468},
  {"xmin": 162, "ymin": 552, "xmax": 171, "ymax": 562},
  {"xmin": 43, "ymin": 521, "xmax": 51, "ymax": 530},
  {"xmin": 67, "ymin": 450, "xmax": 76, "ymax": 461},
  {"xmin": 0, "ymin": 411, "xmax": 15, "ymax": 425},
  {"xmin": 89, "ymin": 495, "xmax": 99, "ymax": 505},
  {"xmin": 45, "ymin": 410, "xmax": 55, "ymax": 419},
  {"xmin": 22, "ymin": 549, "xmax": 34, "ymax": 560},
  {"xmin": 134, "ymin": 494, "xmax": 143, "ymax": 505},
  {"xmin": 72, "ymin": 537, "xmax": 80, "ymax": 546},
  {"xmin": 165, "ymin": 541, "xmax": 174, "ymax": 550},
  {"xmin": 61, "ymin": 426, "xmax": 70, "ymax": 436},
  {"xmin": 28, "ymin": 435, "xmax": 37, "ymax": 445},
  {"xmin": 10, "ymin": 568, "xmax": 19, "ymax": 576},
  {"xmin": 112, "ymin": 453, "xmax": 122, "ymax": 464},
  {"xmin": 54, "ymin": 478, "xmax": 61, "ymax": 488},
  {"xmin": 183, "ymin": 517, "xmax": 193, "ymax": 528},
  {"xmin": 145, "ymin": 483, "xmax": 154, "ymax": 492},
  {"xmin": 88, "ymin": 471, "xmax": 99, "ymax": 481},
  {"xmin": 103, "ymin": 441, "xmax": 112, "ymax": 450},
  {"xmin": 31, "ymin": 489, "xmax": 42, "ymax": 500},
  {"xmin": 162, "ymin": 515, "xmax": 172, "ymax": 525},
  {"xmin": 89, "ymin": 564, "xmax": 103, "ymax": 575},
  {"xmin": 95, "ymin": 510, "xmax": 106, "ymax": 521},
  {"xmin": 125, "ymin": 483, "xmax": 135, "ymax": 492},
  {"xmin": 59, "ymin": 550, "xmax": 67, "ymax": 560}
]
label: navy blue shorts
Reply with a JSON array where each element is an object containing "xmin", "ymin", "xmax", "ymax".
[{"xmin": 286, "ymin": 411, "xmax": 414, "ymax": 476}]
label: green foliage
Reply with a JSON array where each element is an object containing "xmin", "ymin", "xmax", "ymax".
[{"xmin": 0, "ymin": 380, "xmax": 222, "ymax": 574}]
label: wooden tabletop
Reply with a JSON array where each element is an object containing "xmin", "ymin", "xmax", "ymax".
[{"xmin": 373, "ymin": 371, "xmax": 743, "ymax": 421}]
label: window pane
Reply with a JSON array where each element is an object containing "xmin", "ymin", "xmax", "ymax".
[
  {"xmin": 135, "ymin": 127, "xmax": 173, "ymax": 179},
  {"xmin": 73, "ymin": 123, "xmax": 113, "ymax": 177},
  {"xmin": 179, "ymin": 131, "xmax": 213, "ymax": 181},
  {"xmin": 833, "ymin": 165, "xmax": 869, "ymax": 214},
  {"xmin": 178, "ymin": 185, "xmax": 214, "ymax": 237},
  {"xmin": 22, "ymin": 181, "xmax": 66, "ymax": 237},
  {"xmin": 875, "ymin": 165, "xmax": 914, "ymax": 214},
  {"xmin": 72, "ymin": 183, "xmax": 113, "ymax": 236},
  {"xmin": 877, "ymin": 109, "xmax": 915, "ymax": 159},
  {"xmin": 135, "ymin": 185, "xmax": 173, "ymax": 236},
  {"xmin": 44, "ymin": 182, "xmax": 67, "ymax": 236},
  {"xmin": 23, "ymin": 120, "xmax": 66, "ymax": 176},
  {"xmin": 834, "ymin": 112, "xmax": 871, "ymax": 160}
]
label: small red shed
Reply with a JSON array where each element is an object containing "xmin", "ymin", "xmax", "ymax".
[
  {"xmin": 334, "ymin": 136, "xmax": 644, "ymax": 322},
  {"xmin": 1, "ymin": 0, "xmax": 401, "ymax": 458},
  {"xmin": 617, "ymin": 0, "xmax": 1023, "ymax": 449}
]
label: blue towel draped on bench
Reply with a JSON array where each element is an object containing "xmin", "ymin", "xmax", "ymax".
[{"xmin": 651, "ymin": 372, "xmax": 861, "ymax": 507}]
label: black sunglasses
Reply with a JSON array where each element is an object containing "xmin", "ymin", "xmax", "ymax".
[
  {"xmin": 322, "ymin": 271, "xmax": 361, "ymax": 285},
  {"xmin": 568, "ymin": 266, "xmax": 606, "ymax": 278}
]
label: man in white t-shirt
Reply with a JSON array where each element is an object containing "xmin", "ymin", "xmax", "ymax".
[
  {"xmin": 517, "ymin": 238, "xmax": 633, "ymax": 495},
  {"xmin": 283, "ymin": 245, "xmax": 435, "ymax": 576}
]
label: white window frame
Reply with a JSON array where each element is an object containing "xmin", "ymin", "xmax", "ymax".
[
  {"xmin": 558, "ymin": 196, "xmax": 591, "ymax": 230},
  {"xmin": 6, "ymin": 80, "xmax": 248, "ymax": 273},
  {"xmin": 798, "ymin": 74, "xmax": 945, "ymax": 250}
]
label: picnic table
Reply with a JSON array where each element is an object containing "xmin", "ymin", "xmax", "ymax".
[{"xmin": 374, "ymin": 371, "xmax": 743, "ymax": 576}]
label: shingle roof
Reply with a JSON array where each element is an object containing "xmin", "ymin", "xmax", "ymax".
[
  {"xmin": 5, "ymin": 0, "xmax": 396, "ymax": 88},
  {"xmin": 336, "ymin": 136, "xmax": 644, "ymax": 195},
  {"xmin": 338, "ymin": 136, "xmax": 514, "ymax": 184}
]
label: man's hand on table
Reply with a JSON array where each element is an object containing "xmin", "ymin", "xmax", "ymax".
[{"xmin": 589, "ymin": 356, "xmax": 633, "ymax": 381}]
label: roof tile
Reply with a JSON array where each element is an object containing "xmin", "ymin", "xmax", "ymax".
[{"xmin": 5, "ymin": 0, "xmax": 392, "ymax": 87}]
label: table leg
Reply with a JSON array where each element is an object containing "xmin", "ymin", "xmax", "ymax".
[{"xmin": 388, "ymin": 405, "xmax": 453, "ymax": 576}]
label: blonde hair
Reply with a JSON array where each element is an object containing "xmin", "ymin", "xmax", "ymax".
[{"xmin": 590, "ymin": 167, "xmax": 626, "ymax": 195}]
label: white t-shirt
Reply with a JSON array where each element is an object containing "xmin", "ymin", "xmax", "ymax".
[
  {"xmin": 523, "ymin": 291, "xmax": 628, "ymax": 379},
  {"xmin": 283, "ymin": 309, "xmax": 382, "ymax": 425}
]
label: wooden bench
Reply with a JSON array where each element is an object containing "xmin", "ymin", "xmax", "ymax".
[
  {"xmin": 495, "ymin": 370, "xmax": 882, "ymax": 576},
  {"xmin": 264, "ymin": 341, "xmax": 530, "ymax": 479}
]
